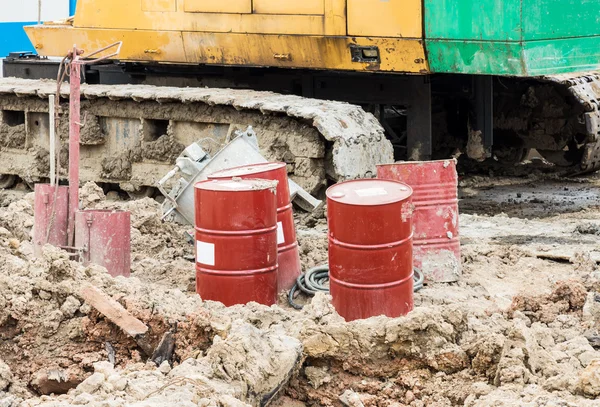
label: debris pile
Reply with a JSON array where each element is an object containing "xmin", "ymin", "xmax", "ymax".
[{"xmin": 0, "ymin": 177, "xmax": 599, "ymax": 406}]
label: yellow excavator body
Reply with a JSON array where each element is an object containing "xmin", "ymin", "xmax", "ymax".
[{"xmin": 25, "ymin": 0, "xmax": 428, "ymax": 73}]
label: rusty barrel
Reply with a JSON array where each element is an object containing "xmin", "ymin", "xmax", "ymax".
[
  {"xmin": 34, "ymin": 184, "xmax": 69, "ymax": 257},
  {"xmin": 208, "ymin": 162, "xmax": 301, "ymax": 292},
  {"xmin": 327, "ymin": 179, "xmax": 414, "ymax": 321},
  {"xmin": 74, "ymin": 209, "xmax": 131, "ymax": 277},
  {"xmin": 377, "ymin": 159, "xmax": 460, "ymax": 283},
  {"xmin": 194, "ymin": 178, "xmax": 278, "ymax": 306}
]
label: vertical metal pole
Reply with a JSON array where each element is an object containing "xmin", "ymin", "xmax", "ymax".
[
  {"xmin": 49, "ymin": 95, "xmax": 56, "ymax": 185},
  {"xmin": 38, "ymin": 0, "xmax": 42, "ymax": 25},
  {"xmin": 68, "ymin": 46, "xmax": 81, "ymax": 246}
]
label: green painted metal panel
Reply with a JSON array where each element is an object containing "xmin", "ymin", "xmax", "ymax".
[
  {"xmin": 424, "ymin": 0, "xmax": 522, "ymax": 41},
  {"xmin": 425, "ymin": 40, "xmax": 525, "ymax": 75},
  {"xmin": 426, "ymin": 36, "xmax": 600, "ymax": 76},
  {"xmin": 424, "ymin": 0, "xmax": 600, "ymax": 76},
  {"xmin": 523, "ymin": 0, "xmax": 600, "ymax": 40},
  {"xmin": 523, "ymin": 36, "xmax": 600, "ymax": 74}
]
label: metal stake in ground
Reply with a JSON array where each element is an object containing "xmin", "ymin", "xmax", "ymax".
[
  {"xmin": 67, "ymin": 45, "xmax": 83, "ymax": 246},
  {"xmin": 65, "ymin": 42, "xmax": 123, "ymax": 246}
]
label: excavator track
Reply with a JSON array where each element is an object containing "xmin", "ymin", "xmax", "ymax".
[
  {"xmin": 543, "ymin": 73, "xmax": 600, "ymax": 174},
  {"xmin": 0, "ymin": 78, "xmax": 393, "ymax": 193}
]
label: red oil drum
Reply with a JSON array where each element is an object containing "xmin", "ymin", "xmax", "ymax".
[
  {"xmin": 208, "ymin": 162, "xmax": 301, "ymax": 292},
  {"xmin": 34, "ymin": 184, "xmax": 69, "ymax": 257},
  {"xmin": 327, "ymin": 179, "xmax": 414, "ymax": 321},
  {"xmin": 377, "ymin": 159, "xmax": 460, "ymax": 283},
  {"xmin": 74, "ymin": 209, "xmax": 131, "ymax": 277},
  {"xmin": 194, "ymin": 178, "xmax": 278, "ymax": 306}
]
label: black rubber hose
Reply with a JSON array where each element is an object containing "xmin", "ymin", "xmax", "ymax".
[{"xmin": 288, "ymin": 265, "xmax": 425, "ymax": 310}]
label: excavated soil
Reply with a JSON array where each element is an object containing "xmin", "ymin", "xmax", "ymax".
[{"xmin": 0, "ymin": 172, "xmax": 599, "ymax": 407}]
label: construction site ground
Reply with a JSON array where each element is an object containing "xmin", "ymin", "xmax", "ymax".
[{"xmin": 1, "ymin": 160, "xmax": 600, "ymax": 407}]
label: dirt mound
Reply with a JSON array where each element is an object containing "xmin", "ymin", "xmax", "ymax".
[
  {"xmin": 509, "ymin": 280, "xmax": 587, "ymax": 323},
  {"xmin": 1, "ymin": 177, "xmax": 600, "ymax": 406}
]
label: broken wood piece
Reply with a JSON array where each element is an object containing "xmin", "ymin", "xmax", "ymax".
[
  {"xmin": 151, "ymin": 332, "xmax": 176, "ymax": 366},
  {"xmin": 80, "ymin": 285, "xmax": 153, "ymax": 355}
]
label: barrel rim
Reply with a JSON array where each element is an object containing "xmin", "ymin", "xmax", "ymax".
[
  {"xmin": 377, "ymin": 158, "xmax": 457, "ymax": 169},
  {"xmin": 195, "ymin": 178, "xmax": 278, "ymax": 192},
  {"xmin": 208, "ymin": 162, "xmax": 287, "ymax": 178},
  {"xmin": 326, "ymin": 179, "xmax": 413, "ymax": 206}
]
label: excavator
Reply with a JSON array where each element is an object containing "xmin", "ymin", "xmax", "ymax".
[{"xmin": 1, "ymin": 0, "xmax": 599, "ymax": 196}]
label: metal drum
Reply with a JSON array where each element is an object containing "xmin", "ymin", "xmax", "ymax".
[
  {"xmin": 208, "ymin": 162, "xmax": 301, "ymax": 292},
  {"xmin": 194, "ymin": 178, "xmax": 278, "ymax": 306},
  {"xmin": 33, "ymin": 184, "xmax": 69, "ymax": 257},
  {"xmin": 377, "ymin": 159, "xmax": 460, "ymax": 283},
  {"xmin": 327, "ymin": 179, "xmax": 414, "ymax": 321},
  {"xmin": 74, "ymin": 209, "xmax": 131, "ymax": 277}
]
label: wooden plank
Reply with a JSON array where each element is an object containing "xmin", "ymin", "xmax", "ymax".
[{"xmin": 80, "ymin": 285, "xmax": 149, "ymax": 338}]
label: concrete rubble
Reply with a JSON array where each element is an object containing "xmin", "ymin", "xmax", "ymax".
[{"xmin": 0, "ymin": 172, "xmax": 599, "ymax": 406}]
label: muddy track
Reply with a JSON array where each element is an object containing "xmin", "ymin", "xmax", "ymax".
[{"xmin": 0, "ymin": 78, "xmax": 393, "ymax": 194}]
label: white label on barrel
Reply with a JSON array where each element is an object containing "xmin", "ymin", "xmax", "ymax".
[
  {"xmin": 277, "ymin": 221, "xmax": 285, "ymax": 244},
  {"xmin": 196, "ymin": 241, "xmax": 215, "ymax": 266},
  {"xmin": 355, "ymin": 187, "xmax": 388, "ymax": 197}
]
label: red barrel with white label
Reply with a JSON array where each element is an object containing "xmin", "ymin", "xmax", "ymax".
[
  {"xmin": 327, "ymin": 179, "xmax": 414, "ymax": 321},
  {"xmin": 194, "ymin": 178, "xmax": 278, "ymax": 306},
  {"xmin": 377, "ymin": 159, "xmax": 460, "ymax": 283},
  {"xmin": 208, "ymin": 162, "xmax": 301, "ymax": 292}
]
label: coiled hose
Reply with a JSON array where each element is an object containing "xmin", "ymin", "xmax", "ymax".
[{"xmin": 288, "ymin": 265, "xmax": 425, "ymax": 310}]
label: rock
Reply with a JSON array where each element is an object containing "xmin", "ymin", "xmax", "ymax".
[
  {"xmin": 75, "ymin": 372, "xmax": 105, "ymax": 395},
  {"xmin": 218, "ymin": 395, "xmax": 252, "ymax": 407},
  {"xmin": 72, "ymin": 392, "xmax": 95, "ymax": 405},
  {"xmin": 7, "ymin": 239, "xmax": 19, "ymax": 250},
  {"xmin": 0, "ymin": 360, "xmax": 13, "ymax": 391},
  {"xmin": 339, "ymin": 390, "xmax": 365, "ymax": 407},
  {"xmin": 16, "ymin": 241, "xmax": 34, "ymax": 259},
  {"xmin": 158, "ymin": 361, "xmax": 171, "ymax": 374},
  {"xmin": 582, "ymin": 292, "xmax": 600, "ymax": 324},
  {"xmin": 304, "ymin": 366, "xmax": 331, "ymax": 389},
  {"xmin": 106, "ymin": 191, "xmax": 120, "ymax": 201},
  {"xmin": 93, "ymin": 361, "xmax": 115, "ymax": 377},
  {"xmin": 30, "ymin": 369, "xmax": 81, "ymax": 395},
  {"xmin": 60, "ymin": 296, "xmax": 81, "ymax": 318},
  {"xmin": 404, "ymin": 390, "xmax": 416, "ymax": 404},
  {"xmin": 578, "ymin": 359, "xmax": 600, "ymax": 396},
  {"xmin": 578, "ymin": 351, "xmax": 600, "ymax": 368},
  {"xmin": 107, "ymin": 374, "xmax": 128, "ymax": 392},
  {"xmin": 80, "ymin": 182, "xmax": 106, "ymax": 209},
  {"xmin": 39, "ymin": 290, "xmax": 51, "ymax": 300}
]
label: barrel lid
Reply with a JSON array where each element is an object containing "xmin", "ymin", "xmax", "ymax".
[
  {"xmin": 326, "ymin": 179, "xmax": 412, "ymax": 205},
  {"xmin": 195, "ymin": 178, "xmax": 278, "ymax": 192},
  {"xmin": 209, "ymin": 162, "xmax": 286, "ymax": 178}
]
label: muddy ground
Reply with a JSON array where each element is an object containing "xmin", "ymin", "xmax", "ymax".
[{"xmin": 0, "ymin": 167, "xmax": 599, "ymax": 407}]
